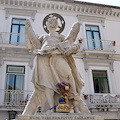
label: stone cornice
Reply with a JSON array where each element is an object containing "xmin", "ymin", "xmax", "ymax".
[
  {"xmin": 5, "ymin": 8, "xmax": 37, "ymax": 21},
  {"xmin": 0, "ymin": 0, "xmax": 120, "ymax": 18},
  {"xmin": 77, "ymin": 15, "xmax": 105, "ymax": 27},
  {"xmin": 83, "ymin": 58, "xmax": 114, "ymax": 72},
  {"xmin": 0, "ymin": 45, "xmax": 35, "ymax": 68}
]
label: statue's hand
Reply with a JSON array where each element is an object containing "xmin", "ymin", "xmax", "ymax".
[
  {"xmin": 57, "ymin": 44, "xmax": 65, "ymax": 53},
  {"xmin": 33, "ymin": 47, "xmax": 57, "ymax": 55},
  {"xmin": 64, "ymin": 44, "xmax": 80, "ymax": 56},
  {"xmin": 33, "ymin": 49, "xmax": 44, "ymax": 55}
]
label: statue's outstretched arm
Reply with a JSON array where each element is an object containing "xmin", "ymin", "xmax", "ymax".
[{"xmin": 25, "ymin": 19, "xmax": 42, "ymax": 50}]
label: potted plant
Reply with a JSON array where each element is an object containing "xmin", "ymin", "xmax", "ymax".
[
  {"xmin": 82, "ymin": 92, "xmax": 88, "ymax": 99},
  {"xmin": 78, "ymin": 38, "xmax": 82, "ymax": 43},
  {"xmin": 113, "ymin": 41, "xmax": 115, "ymax": 46}
]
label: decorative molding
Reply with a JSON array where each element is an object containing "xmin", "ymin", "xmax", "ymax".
[
  {"xmin": 0, "ymin": 47, "xmax": 35, "ymax": 69},
  {"xmin": 83, "ymin": 49, "xmax": 116, "ymax": 56},
  {"xmin": 77, "ymin": 15, "xmax": 105, "ymax": 27},
  {"xmin": 28, "ymin": 56, "xmax": 34, "ymax": 69},
  {"xmin": 3, "ymin": 55, "xmax": 34, "ymax": 69},
  {"xmin": 83, "ymin": 58, "xmax": 114, "ymax": 72},
  {"xmin": 4, "ymin": 8, "xmax": 37, "ymax": 21},
  {"xmin": 118, "ymin": 109, "xmax": 120, "ymax": 119},
  {"xmin": 0, "ymin": 0, "xmax": 120, "ymax": 18},
  {"xmin": 82, "ymin": 49, "xmax": 115, "ymax": 72},
  {"xmin": 0, "ymin": 56, "xmax": 4, "ymax": 67}
]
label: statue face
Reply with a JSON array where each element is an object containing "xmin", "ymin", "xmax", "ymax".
[{"xmin": 46, "ymin": 18, "xmax": 58, "ymax": 31}]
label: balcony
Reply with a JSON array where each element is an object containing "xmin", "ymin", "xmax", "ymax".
[
  {"xmin": 0, "ymin": 32, "xmax": 25, "ymax": 46},
  {"xmin": 80, "ymin": 39, "xmax": 115, "ymax": 52},
  {"xmin": 0, "ymin": 33, "xmax": 115, "ymax": 51},
  {"xmin": 84, "ymin": 94, "xmax": 120, "ymax": 111},
  {"xmin": 0, "ymin": 89, "xmax": 32, "ymax": 110}
]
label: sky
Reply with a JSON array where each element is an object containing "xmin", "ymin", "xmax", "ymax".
[{"xmin": 75, "ymin": 0, "xmax": 120, "ymax": 7}]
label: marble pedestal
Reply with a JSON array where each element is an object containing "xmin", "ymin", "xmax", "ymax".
[{"xmin": 18, "ymin": 113, "xmax": 104, "ymax": 120}]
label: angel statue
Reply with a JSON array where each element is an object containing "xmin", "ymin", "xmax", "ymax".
[{"xmin": 22, "ymin": 13, "xmax": 90, "ymax": 115}]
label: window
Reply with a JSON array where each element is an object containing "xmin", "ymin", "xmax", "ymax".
[
  {"xmin": 5, "ymin": 65, "xmax": 25, "ymax": 106},
  {"xmin": 10, "ymin": 19, "xmax": 26, "ymax": 45},
  {"xmin": 92, "ymin": 70, "xmax": 110, "ymax": 93},
  {"xmin": 6, "ymin": 65, "xmax": 25, "ymax": 90},
  {"xmin": 86, "ymin": 25, "xmax": 102, "ymax": 50}
]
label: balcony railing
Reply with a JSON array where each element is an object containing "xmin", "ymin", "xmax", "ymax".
[
  {"xmin": 87, "ymin": 94, "xmax": 120, "ymax": 110},
  {"xmin": 0, "ymin": 32, "xmax": 25, "ymax": 45},
  {"xmin": 0, "ymin": 89, "xmax": 32, "ymax": 109},
  {"xmin": 80, "ymin": 39, "xmax": 115, "ymax": 51},
  {"xmin": 0, "ymin": 32, "xmax": 115, "ymax": 51}
]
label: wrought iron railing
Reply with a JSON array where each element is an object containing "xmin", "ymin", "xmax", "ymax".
[
  {"xmin": 0, "ymin": 32, "xmax": 115, "ymax": 51},
  {"xmin": 86, "ymin": 94, "xmax": 120, "ymax": 109},
  {"xmin": 79, "ymin": 38, "xmax": 115, "ymax": 51},
  {"xmin": 0, "ymin": 89, "xmax": 32, "ymax": 109}
]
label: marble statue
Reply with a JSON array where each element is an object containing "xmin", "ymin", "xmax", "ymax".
[{"xmin": 22, "ymin": 16, "xmax": 90, "ymax": 115}]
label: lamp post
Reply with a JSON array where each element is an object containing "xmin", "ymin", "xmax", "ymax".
[{"xmin": 8, "ymin": 110, "xmax": 17, "ymax": 120}]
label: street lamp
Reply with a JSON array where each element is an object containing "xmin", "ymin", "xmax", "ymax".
[{"xmin": 8, "ymin": 110, "xmax": 17, "ymax": 120}]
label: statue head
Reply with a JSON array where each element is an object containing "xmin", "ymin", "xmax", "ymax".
[{"xmin": 46, "ymin": 18, "xmax": 59, "ymax": 33}]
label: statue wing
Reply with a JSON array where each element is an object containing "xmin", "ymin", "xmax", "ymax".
[
  {"xmin": 65, "ymin": 22, "xmax": 80, "ymax": 44},
  {"xmin": 25, "ymin": 19, "xmax": 41, "ymax": 50}
]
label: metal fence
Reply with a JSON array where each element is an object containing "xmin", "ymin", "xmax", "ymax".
[
  {"xmin": 80, "ymin": 38, "xmax": 115, "ymax": 51},
  {"xmin": 0, "ymin": 32, "xmax": 115, "ymax": 51},
  {"xmin": 0, "ymin": 89, "xmax": 32, "ymax": 108},
  {"xmin": 88, "ymin": 94, "xmax": 120, "ymax": 109}
]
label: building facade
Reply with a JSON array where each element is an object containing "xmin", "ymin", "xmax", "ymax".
[{"xmin": 0, "ymin": 0, "xmax": 120, "ymax": 119}]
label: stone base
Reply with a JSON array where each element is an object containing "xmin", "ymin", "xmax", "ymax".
[{"xmin": 18, "ymin": 113, "xmax": 104, "ymax": 120}]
